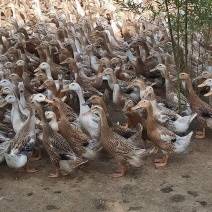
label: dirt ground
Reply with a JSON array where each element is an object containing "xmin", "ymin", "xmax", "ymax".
[{"xmin": 0, "ymin": 120, "xmax": 212, "ymax": 212}]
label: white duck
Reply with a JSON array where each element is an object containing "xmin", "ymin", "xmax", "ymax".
[
  {"xmin": 62, "ymin": 82, "xmax": 99, "ymax": 138},
  {"xmin": 3, "ymin": 95, "xmax": 26, "ymax": 133}
]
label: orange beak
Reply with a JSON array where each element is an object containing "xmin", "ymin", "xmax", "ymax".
[
  {"xmin": 34, "ymin": 66, "xmax": 41, "ymax": 72},
  {"xmin": 149, "ymin": 67, "xmax": 157, "ymax": 72},
  {"xmin": 197, "ymin": 82, "xmax": 207, "ymax": 88},
  {"xmin": 97, "ymin": 73, "xmax": 104, "ymax": 78},
  {"xmin": 61, "ymin": 88, "xmax": 70, "ymax": 92},
  {"xmin": 131, "ymin": 104, "xmax": 141, "ymax": 111},
  {"xmin": 43, "ymin": 99, "xmax": 54, "ymax": 104},
  {"xmin": 60, "ymin": 59, "xmax": 68, "ymax": 65},
  {"xmin": 204, "ymin": 90, "xmax": 212, "ymax": 96},
  {"xmin": 144, "ymin": 91, "xmax": 150, "ymax": 98},
  {"xmin": 82, "ymin": 110, "xmax": 93, "ymax": 116},
  {"xmin": 126, "ymin": 83, "xmax": 134, "ymax": 89}
]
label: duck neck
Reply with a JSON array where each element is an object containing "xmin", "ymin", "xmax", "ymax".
[
  {"xmin": 134, "ymin": 45, "xmax": 141, "ymax": 57},
  {"xmin": 27, "ymin": 108, "xmax": 36, "ymax": 130},
  {"xmin": 142, "ymin": 42, "xmax": 150, "ymax": 57},
  {"xmin": 36, "ymin": 105, "xmax": 47, "ymax": 126},
  {"xmin": 99, "ymin": 110, "xmax": 110, "ymax": 134},
  {"xmin": 48, "ymin": 84, "xmax": 58, "ymax": 97},
  {"xmin": 57, "ymin": 103, "xmax": 68, "ymax": 121},
  {"xmin": 44, "ymin": 66, "xmax": 53, "ymax": 79},
  {"xmin": 163, "ymin": 67, "xmax": 171, "ymax": 89},
  {"xmin": 185, "ymin": 77, "xmax": 197, "ymax": 98},
  {"xmin": 149, "ymin": 92, "xmax": 160, "ymax": 111},
  {"xmin": 75, "ymin": 87, "xmax": 86, "ymax": 105},
  {"xmin": 146, "ymin": 104, "xmax": 156, "ymax": 124}
]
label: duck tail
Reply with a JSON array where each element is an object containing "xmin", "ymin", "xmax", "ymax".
[{"xmin": 189, "ymin": 113, "xmax": 197, "ymax": 123}]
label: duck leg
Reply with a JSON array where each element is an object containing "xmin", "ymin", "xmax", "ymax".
[
  {"xmin": 31, "ymin": 148, "xmax": 42, "ymax": 161},
  {"xmin": 195, "ymin": 128, "xmax": 205, "ymax": 139},
  {"xmin": 49, "ymin": 168, "xmax": 60, "ymax": 178},
  {"xmin": 25, "ymin": 161, "xmax": 38, "ymax": 173},
  {"xmin": 154, "ymin": 155, "xmax": 169, "ymax": 168},
  {"xmin": 122, "ymin": 122, "xmax": 129, "ymax": 129},
  {"xmin": 113, "ymin": 165, "xmax": 127, "ymax": 178}
]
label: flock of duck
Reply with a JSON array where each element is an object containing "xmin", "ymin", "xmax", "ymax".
[{"xmin": 0, "ymin": 0, "xmax": 211, "ymax": 178}]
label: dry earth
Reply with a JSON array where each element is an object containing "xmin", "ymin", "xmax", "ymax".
[{"xmin": 0, "ymin": 123, "xmax": 212, "ymax": 212}]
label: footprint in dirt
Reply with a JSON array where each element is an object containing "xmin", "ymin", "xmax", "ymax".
[
  {"xmin": 93, "ymin": 198, "xmax": 107, "ymax": 211},
  {"xmin": 160, "ymin": 186, "xmax": 173, "ymax": 193},
  {"xmin": 128, "ymin": 206, "xmax": 143, "ymax": 211},
  {"xmin": 120, "ymin": 184, "xmax": 136, "ymax": 195},
  {"xmin": 46, "ymin": 205, "xmax": 60, "ymax": 210},
  {"xmin": 187, "ymin": 190, "xmax": 198, "ymax": 197},
  {"xmin": 169, "ymin": 194, "xmax": 186, "ymax": 203}
]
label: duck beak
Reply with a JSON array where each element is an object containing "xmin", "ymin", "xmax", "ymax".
[
  {"xmin": 150, "ymin": 82, "xmax": 157, "ymax": 87},
  {"xmin": 146, "ymin": 55, "xmax": 153, "ymax": 59},
  {"xmin": 126, "ymin": 84, "xmax": 133, "ymax": 89},
  {"xmin": 82, "ymin": 100, "xmax": 90, "ymax": 106},
  {"xmin": 131, "ymin": 104, "xmax": 141, "ymax": 111},
  {"xmin": 43, "ymin": 98, "xmax": 53, "ymax": 104},
  {"xmin": 82, "ymin": 110, "xmax": 92, "ymax": 116},
  {"xmin": 198, "ymin": 82, "xmax": 207, "ymax": 88},
  {"xmin": 193, "ymin": 76, "xmax": 202, "ymax": 81},
  {"xmin": 144, "ymin": 91, "xmax": 149, "ymax": 98},
  {"xmin": 60, "ymin": 60, "xmax": 67, "ymax": 65},
  {"xmin": 204, "ymin": 90, "xmax": 212, "ymax": 96},
  {"xmin": 172, "ymin": 77, "xmax": 178, "ymax": 81},
  {"xmin": 97, "ymin": 73, "xmax": 104, "ymax": 78},
  {"xmin": 149, "ymin": 67, "xmax": 157, "ymax": 72},
  {"xmin": 61, "ymin": 88, "xmax": 70, "ymax": 92},
  {"xmin": 38, "ymin": 84, "xmax": 44, "ymax": 90},
  {"xmin": 31, "ymin": 77, "xmax": 37, "ymax": 82},
  {"xmin": 0, "ymin": 101, "xmax": 8, "ymax": 108},
  {"xmin": 34, "ymin": 66, "xmax": 41, "ymax": 72}
]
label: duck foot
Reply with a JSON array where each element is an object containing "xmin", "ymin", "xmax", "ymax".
[
  {"xmin": 25, "ymin": 162, "xmax": 38, "ymax": 173},
  {"xmin": 31, "ymin": 149, "xmax": 42, "ymax": 161},
  {"xmin": 121, "ymin": 123, "xmax": 129, "ymax": 129},
  {"xmin": 195, "ymin": 128, "xmax": 205, "ymax": 139},
  {"xmin": 49, "ymin": 169, "xmax": 60, "ymax": 178},
  {"xmin": 113, "ymin": 165, "xmax": 127, "ymax": 178},
  {"xmin": 26, "ymin": 168, "xmax": 38, "ymax": 173},
  {"xmin": 61, "ymin": 171, "xmax": 69, "ymax": 176},
  {"xmin": 16, "ymin": 168, "xmax": 24, "ymax": 173},
  {"xmin": 154, "ymin": 155, "xmax": 168, "ymax": 168}
]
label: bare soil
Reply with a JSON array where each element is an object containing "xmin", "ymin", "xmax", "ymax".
[{"xmin": 0, "ymin": 121, "xmax": 212, "ymax": 212}]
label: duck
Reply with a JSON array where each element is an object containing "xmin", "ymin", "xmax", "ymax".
[
  {"xmin": 150, "ymin": 64, "xmax": 190, "ymax": 110},
  {"xmin": 132, "ymin": 100, "xmax": 194, "ymax": 167},
  {"xmin": 83, "ymin": 105, "xmax": 151, "ymax": 177},
  {"xmin": 179, "ymin": 73, "xmax": 212, "ymax": 138},
  {"xmin": 2, "ymin": 94, "xmax": 26, "ymax": 133},
  {"xmin": 193, "ymin": 71, "xmax": 212, "ymax": 81},
  {"xmin": 30, "ymin": 100, "xmax": 87, "ymax": 178},
  {"xmin": 44, "ymin": 97, "xmax": 100, "ymax": 160},
  {"xmin": 144, "ymin": 86, "xmax": 197, "ymax": 134},
  {"xmin": 4, "ymin": 103, "xmax": 37, "ymax": 172},
  {"xmin": 62, "ymin": 82, "xmax": 99, "ymax": 138}
]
